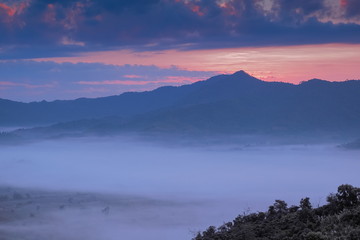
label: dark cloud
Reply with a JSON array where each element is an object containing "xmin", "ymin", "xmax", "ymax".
[
  {"xmin": 0, "ymin": 0, "xmax": 359, "ymax": 59},
  {"xmin": 342, "ymin": 0, "xmax": 360, "ymax": 18},
  {"xmin": 275, "ymin": 0, "xmax": 324, "ymax": 15},
  {"xmin": 90, "ymin": 0, "xmax": 161, "ymax": 14}
]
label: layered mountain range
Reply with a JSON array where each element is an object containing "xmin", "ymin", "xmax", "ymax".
[{"xmin": 1, "ymin": 71, "xmax": 360, "ymax": 140}]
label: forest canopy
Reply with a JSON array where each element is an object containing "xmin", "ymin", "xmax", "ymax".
[{"xmin": 194, "ymin": 184, "xmax": 360, "ymax": 240}]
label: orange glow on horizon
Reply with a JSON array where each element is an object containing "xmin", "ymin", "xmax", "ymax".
[{"xmin": 35, "ymin": 43, "xmax": 360, "ymax": 84}]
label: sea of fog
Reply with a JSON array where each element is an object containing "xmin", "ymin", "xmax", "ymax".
[{"xmin": 0, "ymin": 137, "xmax": 359, "ymax": 240}]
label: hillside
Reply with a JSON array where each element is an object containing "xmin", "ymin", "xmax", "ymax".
[
  {"xmin": 0, "ymin": 82, "xmax": 205, "ymax": 126},
  {"xmin": 193, "ymin": 184, "xmax": 360, "ymax": 240},
  {"xmin": 2, "ymin": 71, "xmax": 360, "ymax": 139}
]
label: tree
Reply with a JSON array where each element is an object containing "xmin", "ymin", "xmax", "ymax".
[
  {"xmin": 336, "ymin": 184, "xmax": 360, "ymax": 208},
  {"xmin": 274, "ymin": 200, "xmax": 288, "ymax": 214},
  {"xmin": 300, "ymin": 197, "xmax": 312, "ymax": 210}
]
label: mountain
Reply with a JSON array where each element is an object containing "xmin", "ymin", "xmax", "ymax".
[
  {"xmin": 2, "ymin": 71, "xmax": 360, "ymax": 140},
  {"xmin": 0, "ymin": 71, "xmax": 265, "ymax": 126},
  {"xmin": 116, "ymin": 71, "xmax": 360, "ymax": 136},
  {"xmin": 0, "ymin": 86, "xmax": 190, "ymax": 126},
  {"xmin": 0, "ymin": 71, "xmax": 252, "ymax": 126}
]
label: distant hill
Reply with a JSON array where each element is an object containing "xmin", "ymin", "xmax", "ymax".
[
  {"xmin": 126, "ymin": 75, "xmax": 360, "ymax": 135},
  {"xmin": 0, "ymin": 86, "xmax": 191, "ymax": 126},
  {"xmin": 2, "ymin": 71, "xmax": 360, "ymax": 139}
]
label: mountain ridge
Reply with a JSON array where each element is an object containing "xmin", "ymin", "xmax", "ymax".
[
  {"xmin": 1, "ymin": 70, "xmax": 360, "ymax": 142},
  {"xmin": 0, "ymin": 70, "xmax": 265, "ymax": 126},
  {"xmin": 2, "ymin": 71, "xmax": 355, "ymax": 105}
]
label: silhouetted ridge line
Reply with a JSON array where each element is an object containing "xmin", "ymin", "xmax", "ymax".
[{"xmin": 0, "ymin": 70, "xmax": 360, "ymax": 140}]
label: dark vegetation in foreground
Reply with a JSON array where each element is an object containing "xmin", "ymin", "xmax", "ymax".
[{"xmin": 194, "ymin": 185, "xmax": 360, "ymax": 240}]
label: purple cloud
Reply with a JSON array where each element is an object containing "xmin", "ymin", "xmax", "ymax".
[{"xmin": 0, "ymin": 0, "xmax": 359, "ymax": 59}]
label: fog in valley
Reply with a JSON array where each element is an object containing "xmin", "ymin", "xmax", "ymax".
[{"xmin": 0, "ymin": 137, "xmax": 359, "ymax": 240}]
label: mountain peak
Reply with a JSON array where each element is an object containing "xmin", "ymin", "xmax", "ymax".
[
  {"xmin": 232, "ymin": 70, "xmax": 250, "ymax": 77},
  {"xmin": 300, "ymin": 78, "xmax": 329, "ymax": 85},
  {"xmin": 231, "ymin": 70, "xmax": 261, "ymax": 82},
  {"xmin": 307, "ymin": 78, "xmax": 327, "ymax": 82}
]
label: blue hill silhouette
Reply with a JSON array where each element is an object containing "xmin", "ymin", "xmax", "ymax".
[{"xmin": 1, "ymin": 71, "xmax": 360, "ymax": 139}]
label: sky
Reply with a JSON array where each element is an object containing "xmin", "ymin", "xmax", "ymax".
[{"xmin": 0, "ymin": 0, "xmax": 360, "ymax": 102}]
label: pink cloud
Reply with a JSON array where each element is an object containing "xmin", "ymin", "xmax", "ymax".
[
  {"xmin": 60, "ymin": 36, "xmax": 85, "ymax": 46},
  {"xmin": 189, "ymin": 5, "xmax": 205, "ymax": 16},
  {"xmin": 0, "ymin": 3, "xmax": 16, "ymax": 16},
  {"xmin": 218, "ymin": 2, "xmax": 237, "ymax": 15},
  {"xmin": 42, "ymin": 1, "xmax": 85, "ymax": 31},
  {"xmin": 43, "ymin": 3, "xmax": 57, "ymax": 23},
  {"xmin": 0, "ymin": 2, "xmax": 28, "ymax": 24},
  {"xmin": 38, "ymin": 43, "xmax": 360, "ymax": 84},
  {"xmin": 340, "ymin": 0, "xmax": 348, "ymax": 7},
  {"xmin": 123, "ymin": 75, "xmax": 143, "ymax": 79},
  {"xmin": 77, "ymin": 76, "xmax": 203, "ymax": 86}
]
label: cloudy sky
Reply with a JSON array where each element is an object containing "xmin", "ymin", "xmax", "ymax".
[{"xmin": 1, "ymin": 0, "xmax": 360, "ymax": 101}]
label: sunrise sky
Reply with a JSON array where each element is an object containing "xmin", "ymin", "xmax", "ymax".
[{"xmin": 1, "ymin": 0, "xmax": 360, "ymax": 102}]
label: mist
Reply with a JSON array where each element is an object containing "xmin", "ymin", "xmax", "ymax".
[{"xmin": 0, "ymin": 137, "xmax": 359, "ymax": 240}]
